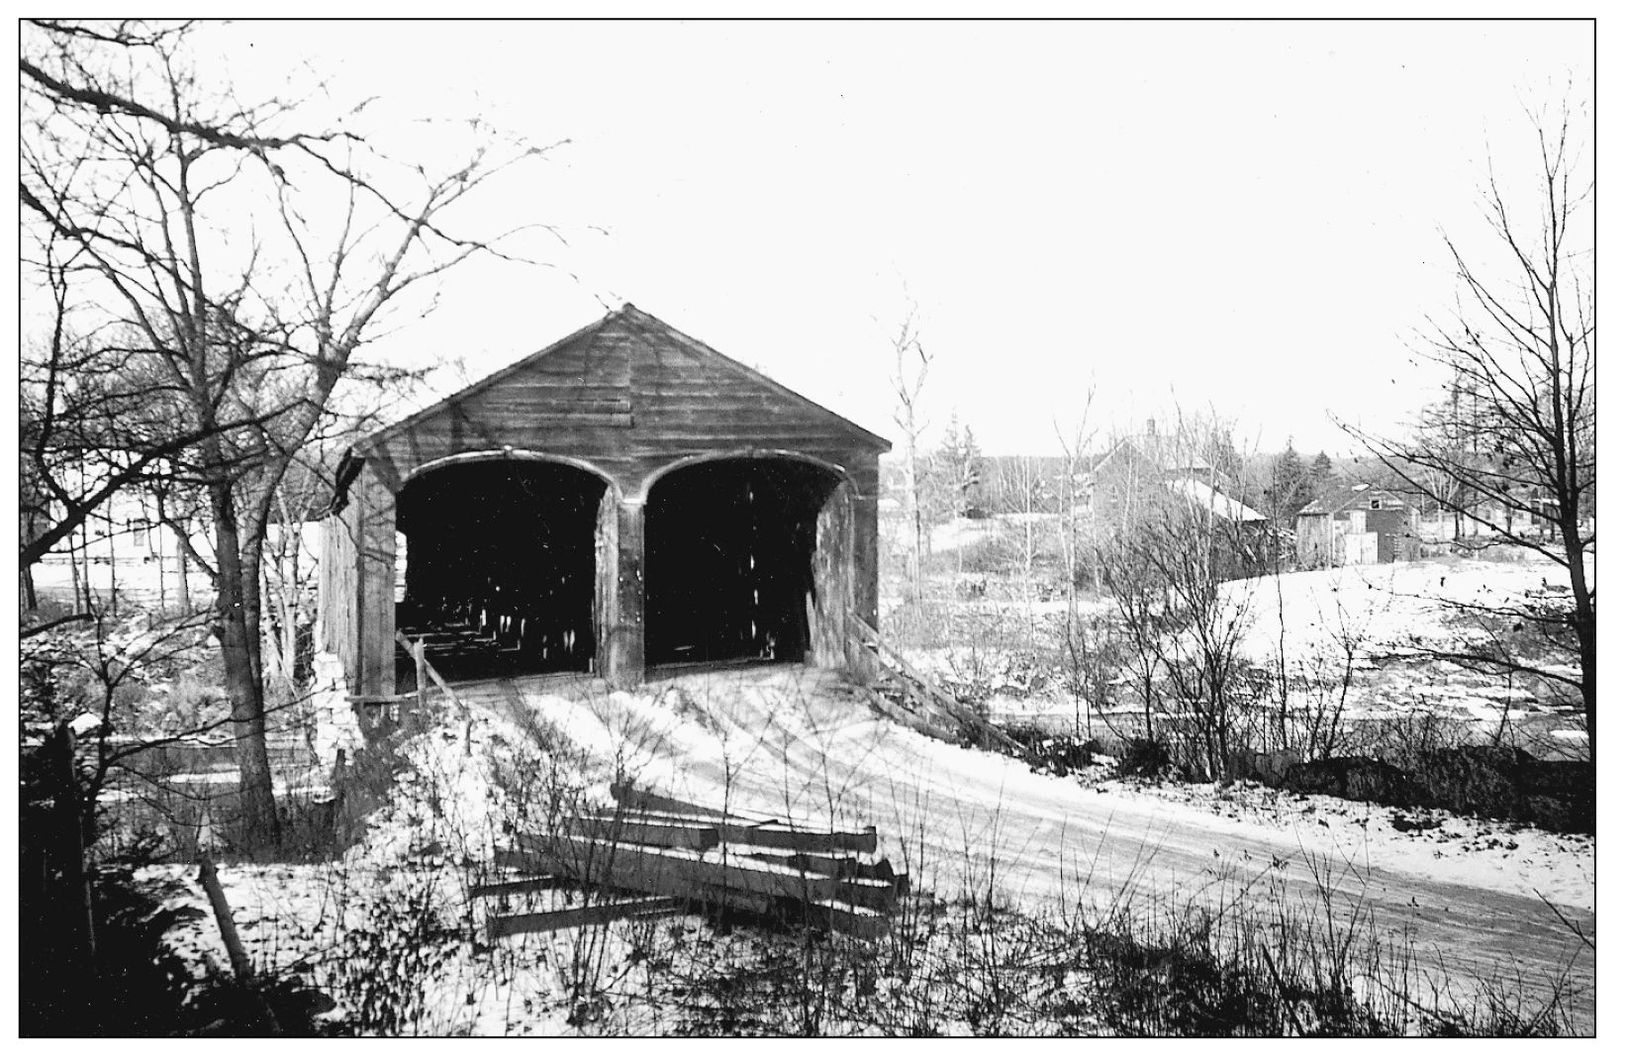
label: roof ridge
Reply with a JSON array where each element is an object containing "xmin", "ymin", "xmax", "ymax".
[
  {"xmin": 351, "ymin": 304, "xmax": 892, "ymax": 458},
  {"xmin": 616, "ymin": 305, "xmax": 891, "ymax": 451}
]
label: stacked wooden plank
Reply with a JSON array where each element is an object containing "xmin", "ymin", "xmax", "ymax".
[{"xmin": 479, "ymin": 783, "xmax": 905, "ymax": 939}]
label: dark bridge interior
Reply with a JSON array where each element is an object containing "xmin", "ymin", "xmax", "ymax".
[
  {"xmin": 395, "ymin": 459, "xmax": 606, "ymax": 685},
  {"xmin": 645, "ymin": 458, "xmax": 841, "ymax": 667}
]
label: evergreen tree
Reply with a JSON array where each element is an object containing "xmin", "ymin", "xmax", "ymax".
[
  {"xmin": 1308, "ymin": 450, "xmax": 1334, "ymax": 502},
  {"xmin": 1270, "ymin": 442, "xmax": 1312, "ymax": 520},
  {"xmin": 1201, "ymin": 427, "xmax": 1245, "ymax": 487}
]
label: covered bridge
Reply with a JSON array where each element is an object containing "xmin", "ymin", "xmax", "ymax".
[{"xmin": 317, "ymin": 305, "xmax": 890, "ymax": 696}]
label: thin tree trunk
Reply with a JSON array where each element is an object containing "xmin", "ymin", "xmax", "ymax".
[
  {"xmin": 1560, "ymin": 516, "xmax": 1594, "ymax": 761},
  {"xmin": 174, "ymin": 528, "xmax": 192, "ymax": 610},
  {"xmin": 210, "ymin": 482, "xmax": 279, "ymax": 850},
  {"xmin": 155, "ymin": 523, "xmax": 167, "ymax": 614},
  {"xmin": 104, "ymin": 506, "xmax": 118, "ymax": 616},
  {"xmin": 903, "ymin": 432, "xmax": 923, "ymax": 603},
  {"xmin": 69, "ymin": 523, "xmax": 85, "ymax": 615}
]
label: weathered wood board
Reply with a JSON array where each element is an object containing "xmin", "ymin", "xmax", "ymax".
[
  {"xmin": 487, "ymin": 897, "xmax": 680, "ymax": 938},
  {"xmin": 507, "ymin": 837, "xmax": 898, "ymax": 913},
  {"xmin": 520, "ymin": 819, "xmax": 721, "ymax": 853},
  {"xmin": 468, "ymin": 875, "xmax": 561, "ymax": 900}
]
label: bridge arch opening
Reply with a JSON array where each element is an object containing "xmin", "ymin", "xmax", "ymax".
[
  {"xmin": 394, "ymin": 457, "xmax": 612, "ymax": 682},
  {"xmin": 644, "ymin": 455, "xmax": 849, "ymax": 668}
]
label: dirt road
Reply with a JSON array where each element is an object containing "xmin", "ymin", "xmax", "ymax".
[{"xmin": 496, "ymin": 665, "xmax": 1594, "ymax": 1031}]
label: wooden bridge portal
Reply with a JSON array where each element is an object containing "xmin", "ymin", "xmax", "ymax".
[{"xmin": 318, "ymin": 305, "xmax": 889, "ymax": 695}]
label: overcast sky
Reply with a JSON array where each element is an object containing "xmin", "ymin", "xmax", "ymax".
[{"xmin": 209, "ymin": 18, "xmax": 1592, "ymax": 457}]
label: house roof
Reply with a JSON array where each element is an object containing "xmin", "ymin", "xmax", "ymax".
[
  {"xmin": 352, "ymin": 303, "xmax": 891, "ymax": 456},
  {"xmin": 1298, "ymin": 484, "xmax": 1412, "ymax": 518},
  {"xmin": 1089, "ymin": 431, "xmax": 1216, "ymax": 478},
  {"xmin": 1165, "ymin": 477, "xmax": 1266, "ymax": 523}
]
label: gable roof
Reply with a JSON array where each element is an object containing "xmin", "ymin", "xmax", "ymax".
[
  {"xmin": 616, "ymin": 305, "xmax": 891, "ymax": 451},
  {"xmin": 1088, "ymin": 431, "xmax": 1216, "ymax": 479},
  {"xmin": 351, "ymin": 310, "xmax": 616, "ymax": 455},
  {"xmin": 1165, "ymin": 477, "xmax": 1267, "ymax": 523},
  {"xmin": 352, "ymin": 304, "xmax": 891, "ymax": 456},
  {"xmin": 1299, "ymin": 484, "xmax": 1414, "ymax": 518}
]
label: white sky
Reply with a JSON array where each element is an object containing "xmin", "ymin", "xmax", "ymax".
[{"xmin": 187, "ymin": 20, "xmax": 1593, "ymax": 455}]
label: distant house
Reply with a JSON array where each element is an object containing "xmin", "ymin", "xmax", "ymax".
[
  {"xmin": 1073, "ymin": 422, "xmax": 1271, "ymax": 579},
  {"xmin": 1296, "ymin": 484, "xmax": 1421, "ymax": 567},
  {"xmin": 1081, "ymin": 421, "xmax": 1266, "ymax": 530}
]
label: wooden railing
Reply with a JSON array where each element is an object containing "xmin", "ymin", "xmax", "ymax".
[
  {"xmin": 348, "ymin": 633, "xmax": 471, "ymax": 752},
  {"xmin": 396, "ymin": 631, "xmax": 469, "ymax": 719},
  {"xmin": 844, "ymin": 609, "xmax": 1034, "ymax": 762}
]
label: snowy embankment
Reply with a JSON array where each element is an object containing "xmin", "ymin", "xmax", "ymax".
[
  {"xmin": 138, "ymin": 710, "xmax": 617, "ymax": 1035},
  {"xmin": 141, "ymin": 663, "xmax": 1593, "ymax": 1032},
  {"xmin": 1235, "ymin": 556, "xmax": 1583, "ymax": 667},
  {"xmin": 1230, "ymin": 557, "xmax": 1588, "ymax": 745}
]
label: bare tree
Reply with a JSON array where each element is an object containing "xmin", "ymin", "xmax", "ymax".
[
  {"xmin": 1412, "ymin": 380, "xmax": 1479, "ymax": 542},
  {"xmin": 1053, "ymin": 397, "xmax": 1099, "ymax": 736},
  {"xmin": 1340, "ymin": 104, "xmax": 1594, "ymax": 759},
  {"xmin": 936, "ymin": 410, "xmax": 983, "ymax": 521},
  {"xmin": 1105, "ymin": 493, "xmax": 1257, "ymax": 779},
  {"xmin": 888, "ymin": 307, "xmax": 932, "ymax": 604},
  {"xmin": 1095, "ymin": 541, "xmax": 1163, "ymax": 746},
  {"xmin": 18, "ymin": 230, "xmax": 275, "ymax": 572},
  {"xmin": 21, "ymin": 19, "xmax": 556, "ymax": 844},
  {"xmin": 1095, "ymin": 413, "xmax": 1261, "ymax": 773}
]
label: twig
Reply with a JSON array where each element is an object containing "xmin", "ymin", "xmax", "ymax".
[
  {"xmin": 1533, "ymin": 889, "xmax": 1594, "ymax": 950},
  {"xmin": 196, "ymin": 855, "xmax": 286, "ymax": 1034}
]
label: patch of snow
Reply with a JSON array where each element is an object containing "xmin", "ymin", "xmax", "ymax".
[{"xmin": 69, "ymin": 711, "xmax": 103, "ymax": 735}]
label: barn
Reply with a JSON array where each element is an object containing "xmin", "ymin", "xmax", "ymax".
[{"xmin": 317, "ymin": 305, "xmax": 890, "ymax": 696}]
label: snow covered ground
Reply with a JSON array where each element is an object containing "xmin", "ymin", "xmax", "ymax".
[
  {"xmin": 909, "ymin": 556, "xmax": 1587, "ymax": 756},
  {"xmin": 142, "ymin": 660, "xmax": 1593, "ymax": 1033},
  {"xmin": 1233, "ymin": 557, "xmax": 1587, "ymax": 754},
  {"xmin": 1236, "ymin": 555, "xmax": 1583, "ymax": 669}
]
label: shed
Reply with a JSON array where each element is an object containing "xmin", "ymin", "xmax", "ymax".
[
  {"xmin": 317, "ymin": 304, "xmax": 891, "ymax": 695},
  {"xmin": 1295, "ymin": 484, "xmax": 1420, "ymax": 567}
]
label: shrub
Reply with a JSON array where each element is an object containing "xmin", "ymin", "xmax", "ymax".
[
  {"xmin": 1003, "ymin": 722, "xmax": 1098, "ymax": 778},
  {"xmin": 1118, "ymin": 737, "xmax": 1171, "ymax": 779},
  {"xmin": 1280, "ymin": 756, "xmax": 1417, "ymax": 807},
  {"xmin": 329, "ymin": 875, "xmax": 463, "ymax": 1035}
]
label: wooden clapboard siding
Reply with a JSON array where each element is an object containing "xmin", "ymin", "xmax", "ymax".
[
  {"xmin": 355, "ymin": 463, "xmax": 397, "ymax": 696},
  {"xmin": 318, "ymin": 499, "xmax": 360, "ymax": 676},
  {"xmin": 811, "ymin": 485, "xmax": 854, "ymax": 670},
  {"xmin": 358, "ymin": 305, "xmax": 886, "ymax": 496}
]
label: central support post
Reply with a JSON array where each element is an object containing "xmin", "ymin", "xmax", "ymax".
[{"xmin": 604, "ymin": 498, "xmax": 645, "ymax": 687}]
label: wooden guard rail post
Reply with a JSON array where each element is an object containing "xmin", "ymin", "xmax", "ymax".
[
  {"xmin": 845, "ymin": 608, "xmax": 1035, "ymax": 763},
  {"xmin": 396, "ymin": 631, "xmax": 472, "ymax": 755}
]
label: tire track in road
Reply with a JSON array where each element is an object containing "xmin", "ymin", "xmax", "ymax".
[{"xmin": 502, "ymin": 666, "xmax": 1596, "ymax": 1032}]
